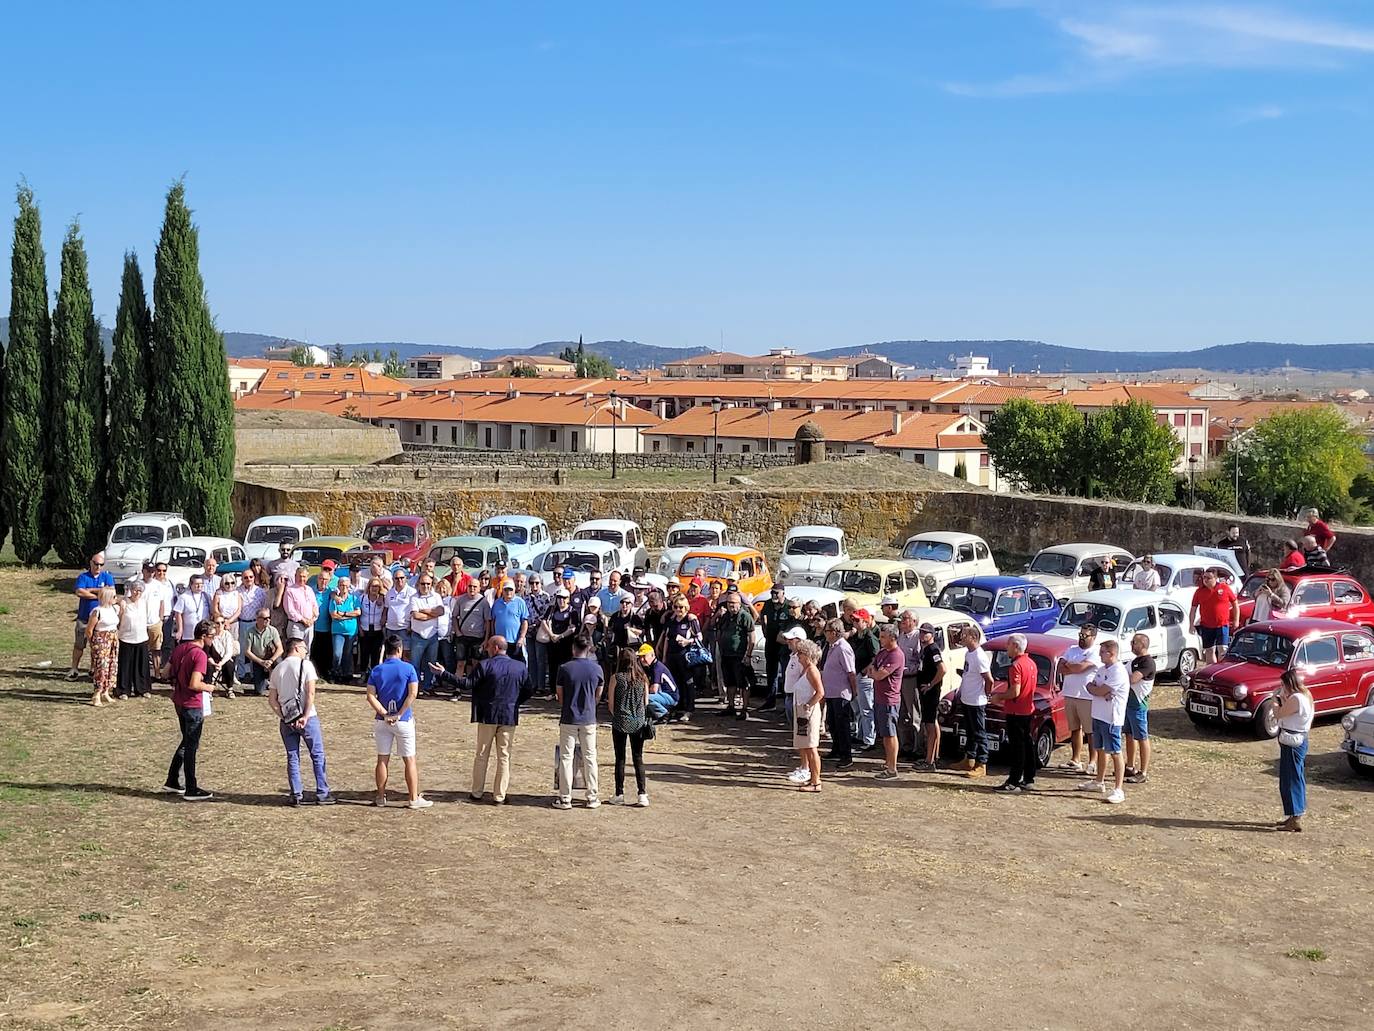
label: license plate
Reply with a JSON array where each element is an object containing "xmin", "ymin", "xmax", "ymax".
[
  {"xmin": 957, "ymin": 733, "xmax": 1000, "ymax": 751},
  {"xmin": 1190, "ymin": 702, "xmax": 1220, "ymax": 716},
  {"xmin": 1360, "ymin": 753, "xmax": 1374, "ymax": 767}
]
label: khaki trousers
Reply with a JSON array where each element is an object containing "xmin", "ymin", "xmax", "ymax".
[
  {"xmin": 557, "ymin": 723, "xmax": 599, "ymax": 803},
  {"xmin": 472, "ymin": 723, "xmax": 516, "ymax": 801}
]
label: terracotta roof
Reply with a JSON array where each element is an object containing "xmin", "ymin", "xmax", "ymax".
[
  {"xmin": 481, "ymin": 353, "xmax": 574, "ymax": 366},
  {"xmin": 228, "ymin": 357, "xmax": 296, "ymax": 369},
  {"xmin": 870, "ymin": 414, "xmax": 987, "ymax": 450},
  {"xmin": 235, "ymin": 387, "xmax": 659, "ymax": 428},
  {"xmin": 252, "ymin": 366, "xmax": 411, "ymax": 394},
  {"xmin": 643, "ymin": 405, "xmax": 899, "ymax": 444}
]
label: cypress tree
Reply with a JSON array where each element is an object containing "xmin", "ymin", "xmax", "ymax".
[
  {"xmin": 2, "ymin": 186, "xmax": 52, "ymax": 564},
  {"xmin": 108, "ymin": 252, "xmax": 153, "ymax": 515},
  {"xmin": 49, "ymin": 222, "xmax": 106, "ymax": 566},
  {"xmin": 151, "ymin": 182, "xmax": 235, "ymax": 534},
  {"xmin": 0, "ymin": 286, "xmax": 7, "ymax": 549}
]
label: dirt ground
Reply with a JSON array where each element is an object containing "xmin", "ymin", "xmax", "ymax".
[{"xmin": 1, "ymin": 566, "xmax": 1372, "ymax": 1031}]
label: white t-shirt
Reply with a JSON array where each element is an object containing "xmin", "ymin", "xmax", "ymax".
[
  {"xmin": 384, "ymin": 586, "xmax": 416, "ymax": 630},
  {"xmin": 1132, "ymin": 568, "xmax": 1161, "ymax": 591},
  {"xmin": 958, "ymin": 645, "xmax": 991, "ymax": 706},
  {"xmin": 118, "ymin": 596, "xmax": 150, "ymax": 643},
  {"xmin": 143, "ymin": 579, "xmax": 174, "ymax": 621},
  {"xmin": 174, "ymin": 591, "xmax": 210, "ymax": 640},
  {"xmin": 1061, "ymin": 644, "xmax": 1102, "ymax": 700},
  {"xmin": 268, "ymin": 655, "xmax": 318, "ymax": 720},
  {"xmin": 435, "ymin": 596, "xmax": 452, "ymax": 637},
  {"xmin": 782, "ymin": 653, "xmax": 806, "ymax": 695},
  {"xmin": 1089, "ymin": 660, "xmax": 1130, "ymax": 726},
  {"xmin": 91, "ymin": 604, "xmax": 119, "ymax": 634},
  {"xmin": 1278, "ymin": 691, "xmax": 1315, "ymax": 734},
  {"xmin": 408, "ymin": 591, "xmax": 442, "ymax": 639}
]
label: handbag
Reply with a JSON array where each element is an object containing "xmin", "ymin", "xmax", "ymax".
[
  {"xmin": 1277, "ymin": 728, "xmax": 1306, "ymax": 748},
  {"xmin": 535, "ymin": 619, "xmax": 553, "ymax": 644},
  {"xmin": 684, "ymin": 641, "xmax": 712, "ymax": 668},
  {"xmin": 279, "ymin": 659, "xmax": 307, "ymax": 725}
]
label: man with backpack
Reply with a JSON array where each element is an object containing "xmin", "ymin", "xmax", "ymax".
[{"xmin": 267, "ymin": 637, "xmax": 335, "ymax": 806}]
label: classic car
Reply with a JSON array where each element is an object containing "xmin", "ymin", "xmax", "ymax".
[
  {"xmin": 1048, "ymin": 588, "xmax": 1202, "ymax": 677},
  {"xmin": 899, "ymin": 531, "xmax": 998, "ymax": 599},
  {"xmin": 823, "ymin": 559, "xmax": 929, "ymax": 612},
  {"xmin": 935, "ymin": 576, "xmax": 1061, "ymax": 638},
  {"xmin": 1120, "ymin": 550, "xmax": 1243, "ymax": 605},
  {"xmin": 1025, "ymin": 543, "xmax": 1136, "ymax": 604},
  {"xmin": 941, "ymin": 633, "xmax": 1073, "ymax": 769},
  {"xmin": 105, "ymin": 511, "xmax": 195, "ymax": 582},
  {"xmin": 1340, "ymin": 703, "xmax": 1374, "ymax": 777},
  {"xmin": 1184, "ymin": 618, "xmax": 1374, "ymax": 738},
  {"xmin": 777, "ymin": 525, "xmax": 848, "ymax": 587},
  {"xmin": 242, "ymin": 515, "xmax": 321, "ymax": 562},
  {"xmin": 747, "ymin": 586, "xmax": 847, "ymax": 682},
  {"xmin": 572, "ymin": 519, "xmax": 650, "ymax": 574},
  {"xmin": 534, "ymin": 540, "xmax": 628, "ymax": 589},
  {"xmin": 429, "ymin": 535, "xmax": 510, "ymax": 581},
  {"xmin": 1236, "ymin": 570, "xmax": 1374, "ymax": 629},
  {"xmin": 476, "ymin": 515, "xmax": 550, "ymax": 571},
  {"xmin": 150, "ymin": 536, "xmax": 246, "ymax": 587},
  {"xmin": 902, "ymin": 606, "xmax": 985, "ymax": 696},
  {"xmin": 657, "ymin": 520, "xmax": 730, "ymax": 577},
  {"xmin": 292, "ymin": 536, "xmax": 374, "ymax": 577},
  {"xmin": 677, "ymin": 547, "xmax": 772, "ymax": 597},
  {"xmin": 362, "ymin": 515, "xmax": 433, "ymax": 571}
]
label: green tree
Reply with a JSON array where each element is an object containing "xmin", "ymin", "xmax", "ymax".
[
  {"xmin": 1080, "ymin": 401, "xmax": 1181, "ymax": 503},
  {"xmin": 330, "ymin": 341, "xmax": 345, "ymax": 365},
  {"xmin": 510, "ymin": 363, "xmax": 539, "ymax": 378},
  {"xmin": 2, "ymin": 185, "xmax": 52, "ymax": 563},
  {"xmin": 49, "ymin": 223, "xmax": 107, "ymax": 565},
  {"xmin": 289, "ymin": 345, "xmax": 316, "ymax": 366},
  {"xmin": 1238, "ymin": 406, "xmax": 1366, "ymax": 517},
  {"xmin": 981, "ymin": 397, "xmax": 1084, "ymax": 494},
  {"xmin": 558, "ymin": 337, "xmax": 617, "ymax": 378},
  {"xmin": 108, "ymin": 252, "xmax": 154, "ymax": 516},
  {"xmin": 382, "ymin": 350, "xmax": 407, "ymax": 378},
  {"xmin": 150, "ymin": 182, "xmax": 235, "ymax": 535}
]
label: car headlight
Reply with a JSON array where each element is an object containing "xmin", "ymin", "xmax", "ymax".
[
  {"xmin": 1343, "ymin": 713, "xmax": 1358, "ymax": 732},
  {"xmin": 1232, "ymin": 684, "xmax": 1248, "ymax": 701},
  {"xmin": 938, "ymin": 697, "xmax": 952, "ymax": 717},
  {"xmin": 924, "ymin": 575, "xmax": 937, "ymax": 595}
]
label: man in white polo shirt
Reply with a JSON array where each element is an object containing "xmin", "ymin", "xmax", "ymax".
[
  {"xmin": 1059, "ymin": 623, "xmax": 1101, "ymax": 773},
  {"xmin": 383, "ymin": 568, "xmax": 418, "ymax": 658}
]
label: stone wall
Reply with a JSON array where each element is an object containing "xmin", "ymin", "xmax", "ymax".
[
  {"xmin": 238, "ymin": 465, "xmax": 562, "ymax": 489},
  {"xmin": 390, "ymin": 442, "xmax": 798, "ymax": 471},
  {"xmin": 236, "ymin": 425, "xmax": 401, "ymax": 465}
]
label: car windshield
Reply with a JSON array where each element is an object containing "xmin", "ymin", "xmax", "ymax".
[
  {"xmin": 296, "ymin": 546, "xmax": 346, "ymax": 566},
  {"xmin": 575, "ymin": 528, "xmax": 625, "ymax": 546},
  {"xmin": 480, "ymin": 524, "xmax": 527, "ymax": 545},
  {"xmin": 1029, "ymin": 551, "xmax": 1077, "ymax": 577},
  {"xmin": 432, "ymin": 545, "xmax": 487, "ymax": 569},
  {"xmin": 680, "ymin": 556, "xmax": 736, "ymax": 579},
  {"xmin": 902, "ymin": 539, "xmax": 955, "ymax": 562},
  {"xmin": 1226, "ymin": 630, "xmax": 1294, "ymax": 666},
  {"xmin": 365, "ymin": 523, "xmax": 415, "ymax": 545},
  {"xmin": 988, "ymin": 649, "xmax": 1052, "ymax": 686},
  {"xmin": 1059, "ymin": 601, "xmax": 1123, "ymax": 632},
  {"xmin": 667, "ymin": 528, "xmax": 721, "ymax": 548},
  {"xmin": 111, "ymin": 524, "xmax": 164, "ymax": 545},
  {"xmin": 155, "ymin": 547, "xmax": 206, "ymax": 568},
  {"xmin": 544, "ymin": 549, "xmax": 603, "ymax": 573},
  {"xmin": 824, "ymin": 569, "xmax": 883, "ymax": 595},
  {"xmin": 246, "ymin": 524, "xmax": 302, "ymax": 545},
  {"xmin": 786, "ymin": 535, "xmax": 840, "ymax": 557},
  {"xmin": 1239, "ymin": 573, "xmax": 1267, "ymax": 600},
  {"xmin": 936, "ymin": 584, "xmax": 995, "ymax": 615}
]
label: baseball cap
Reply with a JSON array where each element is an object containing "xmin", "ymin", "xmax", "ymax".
[
  {"xmin": 321, "ymin": 559, "xmax": 337, "ymax": 571},
  {"xmin": 919, "ymin": 622, "xmax": 936, "ymax": 634},
  {"xmin": 637, "ymin": 643, "xmax": 657, "ymax": 657},
  {"xmin": 582, "ymin": 614, "xmax": 599, "ymax": 626},
  {"xmin": 854, "ymin": 608, "xmax": 872, "ymax": 621},
  {"xmin": 501, "ymin": 582, "xmax": 515, "ymax": 592},
  {"xmin": 770, "ymin": 583, "xmax": 784, "ymax": 593},
  {"xmin": 554, "ymin": 587, "xmax": 570, "ymax": 598},
  {"xmin": 586, "ymin": 596, "xmax": 602, "ymax": 609},
  {"xmin": 881, "ymin": 594, "xmax": 899, "ymax": 606},
  {"xmin": 496, "ymin": 559, "xmax": 508, "ymax": 568},
  {"xmin": 781, "ymin": 626, "xmax": 807, "ymax": 641},
  {"xmin": 561, "ymin": 569, "xmax": 575, "ymax": 579}
]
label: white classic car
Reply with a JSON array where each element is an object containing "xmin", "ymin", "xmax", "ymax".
[
  {"xmin": 656, "ymin": 520, "xmax": 730, "ymax": 577},
  {"xmin": 1047, "ymin": 588, "xmax": 1203, "ymax": 677},
  {"xmin": 899, "ymin": 531, "xmax": 998, "ymax": 599},
  {"xmin": 1025, "ymin": 543, "xmax": 1136, "ymax": 604},
  {"xmin": 778, "ymin": 525, "xmax": 848, "ymax": 587}
]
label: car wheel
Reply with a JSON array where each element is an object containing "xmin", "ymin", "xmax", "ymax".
[
  {"xmin": 1348, "ymin": 754, "xmax": 1374, "ymax": 778},
  {"xmin": 1254, "ymin": 698, "xmax": 1280, "ymax": 740},
  {"xmin": 1175, "ymin": 649, "xmax": 1198, "ymax": 678},
  {"xmin": 1034, "ymin": 723, "xmax": 1055, "ymax": 768}
]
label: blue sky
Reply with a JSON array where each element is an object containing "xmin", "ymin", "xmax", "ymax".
[{"xmin": 4, "ymin": 0, "xmax": 1373, "ymax": 353}]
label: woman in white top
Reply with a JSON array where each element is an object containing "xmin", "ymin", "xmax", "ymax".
[
  {"xmin": 1273, "ymin": 669, "xmax": 1315, "ymax": 832},
  {"xmin": 115, "ymin": 581, "xmax": 152, "ymax": 700},
  {"xmin": 85, "ymin": 586, "xmax": 120, "ymax": 706},
  {"xmin": 1251, "ymin": 570, "xmax": 1291, "ymax": 623},
  {"xmin": 790, "ymin": 639, "xmax": 825, "ymax": 793},
  {"xmin": 213, "ymin": 574, "xmax": 243, "ymax": 626}
]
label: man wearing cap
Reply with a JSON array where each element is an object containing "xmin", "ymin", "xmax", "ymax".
[
  {"xmin": 639, "ymin": 644, "xmax": 680, "ymax": 721},
  {"xmin": 70, "ymin": 551, "xmax": 114, "ymax": 680},
  {"xmin": 489, "ymin": 560, "xmax": 513, "ymax": 596},
  {"xmin": 878, "ymin": 595, "xmax": 901, "ymax": 626},
  {"xmin": 913, "ymin": 620, "xmax": 947, "ymax": 771},
  {"xmin": 758, "ymin": 585, "xmax": 793, "ymax": 712},
  {"xmin": 715, "ymin": 590, "xmax": 756, "ymax": 720},
  {"xmin": 525, "ymin": 575, "xmax": 552, "ymax": 694},
  {"xmin": 383, "ymin": 567, "xmax": 417, "ymax": 658},
  {"xmin": 488, "ymin": 580, "xmax": 530, "ymax": 663},
  {"xmin": 545, "ymin": 586, "xmax": 578, "ymax": 692},
  {"xmin": 848, "ymin": 609, "xmax": 880, "ymax": 751},
  {"xmin": 609, "ymin": 593, "xmax": 645, "ymax": 650}
]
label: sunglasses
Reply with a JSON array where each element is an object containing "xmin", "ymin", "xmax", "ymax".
[{"xmin": 93, "ymin": 562, "xmax": 104, "ymax": 567}]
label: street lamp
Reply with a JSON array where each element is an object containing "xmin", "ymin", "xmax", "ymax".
[
  {"xmin": 609, "ymin": 390, "xmax": 619, "ymax": 480},
  {"xmin": 1230, "ymin": 420, "xmax": 1255, "ymax": 514},
  {"xmin": 1188, "ymin": 454, "xmax": 1200, "ymax": 507},
  {"xmin": 711, "ymin": 397, "xmax": 722, "ymax": 484}
]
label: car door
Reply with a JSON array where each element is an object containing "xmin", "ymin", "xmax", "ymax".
[
  {"xmin": 884, "ymin": 571, "xmax": 906, "ymax": 603},
  {"xmin": 1293, "ymin": 635, "xmax": 1345, "ymax": 711},
  {"xmin": 974, "ymin": 540, "xmax": 997, "ymax": 576},
  {"xmin": 1339, "ymin": 631, "xmax": 1374, "ymax": 706},
  {"xmin": 1291, "ymin": 580, "xmax": 1334, "ymax": 620},
  {"xmin": 942, "ymin": 622, "xmax": 973, "ymax": 693},
  {"xmin": 1158, "ymin": 601, "xmax": 1190, "ymax": 665},
  {"xmin": 1028, "ymin": 587, "xmax": 1058, "ymax": 632},
  {"xmin": 993, "ymin": 587, "xmax": 1030, "ymax": 634},
  {"xmin": 1330, "ymin": 579, "xmax": 1368, "ymax": 626},
  {"xmin": 1121, "ymin": 604, "xmax": 1169, "ymax": 666}
]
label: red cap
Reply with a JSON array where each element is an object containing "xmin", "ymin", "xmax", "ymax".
[
  {"xmin": 854, "ymin": 608, "xmax": 872, "ymax": 620},
  {"xmin": 321, "ymin": 559, "xmax": 337, "ymax": 571}
]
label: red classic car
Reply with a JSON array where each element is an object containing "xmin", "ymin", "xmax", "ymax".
[
  {"xmin": 940, "ymin": 633, "xmax": 1072, "ymax": 768},
  {"xmin": 1182, "ymin": 618, "xmax": 1374, "ymax": 738},
  {"xmin": 362, "ymin": 515, "xmax": 433, "ymax": 571},
  {"xmin": 1237, "ymin": 571, "xmax": 1374, "ymax": 629}
]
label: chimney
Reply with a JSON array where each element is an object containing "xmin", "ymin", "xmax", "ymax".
[
  {"xmin": 291, "ymin": 390, "xmax": 302, "ymax": 400},
  {"xmin": 812, "ymin": 403, "xmax": 825, "ymax": 413},
  {"xmin": 508, "ymin": 388, "xmax": 521, "ymax": 399},
  {"xmin": 892, "ymin": 411, "xmax": 903, "ymax": 434},
  {"xmin": 657, "ymin": 400, "xmax": 669, "ymax": 420},
  {"xmin": 343, "ymin": 390, "xmax": 353, "ymax": 400},
  {"xmin": 397, "ymin": 390, "xmax": 408, "ymax": 400},
  {"xmin": 770, "ymin": 400, "xmax": 782, "ymax": 411},
  {"xmin": 448, "ymin": 390, "xmax": 456, "ymax": 400},
  {"xmin": 860, "ymin": 403, "xmax": 874, "ymax": 414}
]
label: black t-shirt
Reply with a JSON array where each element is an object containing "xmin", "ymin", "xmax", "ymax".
[
  {"xmin": 919, "ymin": 642, "xmax": 944, "ymax": 687},
  {"xmin": 664, "ymin": 615, "xmax": 700, "ymax": 656},
  {"xmin": 1130, "ymin": 655, "xmax": 1157, "ymax": 694}
]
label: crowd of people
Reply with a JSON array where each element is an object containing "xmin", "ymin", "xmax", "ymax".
[{"xmin": 64, "ymin": 508, "xmax": 1338, "ymax": 825}]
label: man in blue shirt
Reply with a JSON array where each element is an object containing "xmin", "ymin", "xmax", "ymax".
[
  {"xmin": 553, "ymin": 634, "xmax": 604, "ymax": 810},
  {"xmin": 487, "ymin": 582, "xmax": 530, "ymax": 663},
  {"xmin": 365, "ymin": 635, "xmax": 432, "ymax": 809},
  {"xmin": 639, "ymin": 644, "xmax": 680, "ymax": 721},
  {"xmin": 595, "ymin": 569, "xmax": 634, "ymax": 613},
  {"xmin": 70, "ymin": 551, "xmax": 114, "ymax": 680}
]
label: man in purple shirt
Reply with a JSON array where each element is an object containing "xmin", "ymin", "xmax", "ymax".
[{"xmin": 821, "ymin": 619, "xmax": 858, "ymax": 769}]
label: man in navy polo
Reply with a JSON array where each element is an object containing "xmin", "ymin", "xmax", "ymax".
[
  {"xmin": 70, "ymin": 551, "xmax": 114, "ymax": 680},
  {"xmin": 365, "ymin": 635, "xmax": 432, "ymax": 809}
]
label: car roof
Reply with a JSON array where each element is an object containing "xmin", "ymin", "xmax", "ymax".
[
  {"xmin": 753, "ymin": 585, "xmax": 847, "ymax": 606},
  {"xmin": 832, "ymin": 559, "xmax": 908, "ymax": 572},
  {"xmin": 479, "ymin": 514, "xmax": 546, "ymax": 527},
  {"xmin": 943, "ymin": 575, "xmax": 1047, "ymax": 591},
  {"xmin": 1245, "ymin": 617, "xmax": 1367, "ymax": 637},
  {"xmin": 1068, "ymin": 588, "xmax": 1175, "ymax": 606},
  {"xmin": 903, "ymin": 531, "xmax": 984, "ymax": 545},
  {"xmin": 247, "ymin": 514, "xmax": 316, "ymax": 528},
  {"xmin": 1278, "ymin": 570, "xmax": 1359, "ymax": 582},
  {"xmin": 546, "ymin": 538, "xmax": 617, "ymax": 553},
  {"xmin": 903, "ymin": 605, "xmax": 983, "ymax": 627},
  {"xmin": 985, "ymin": 632, "xmax": 1075, "ymax": 656},
  {"xmin": 435, "ymin": 535, "xmax": 502, "ymax": 547},
  {"xmin": 156, "ymin": 536, "xmax": 240, "ymax": 549},
  {"xmin": 575, "ymin": 519, "xmax": 639, "ymax": 530},
  {"xmin": 298, "ymin": 535, "xmax": 368, "ymax": 548},
  {"xmin": 667, "ymin": 519, "xmax": 727, "ymax": 531},
  {"xmin": 681, "ymin": 546, "xmax": 761, "ymax": 559},
  {"xmin": 1139, "ymin": 553, "xmax": 1231, "ymax": 569},
  {"xmin": 1035, "ymin": 543, "xmax": 1130, "ymax": 557},
  {"xmin": 116, "ymin": 511, "xmax": 187, "ymax": 525},
  {"xmin": 365, "ymin": 514, "xmax": 424, "ymax": 525},
  {"xmin": 786, "ymin": 525, "xmax": 844, "ymax": 538}
]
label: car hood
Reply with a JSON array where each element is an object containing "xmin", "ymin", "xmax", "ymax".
[
  {"xmin": 1190, "ymin": 659, "xmax": 1275, "ymax": 691},
  {"xmin": 106, "ymin": 541, "xmax": 156, "ymax": 560},
  {"xmin": 902, "ymin": 559, "xmax": 952, "ymax": 575},
  {"xmin": 1026, "ymin": 572, "xmax": 1074, "ymax": 591},
  {"xmin": 782, "ymin": 554, "xmax": 840, "ymax": 573}
]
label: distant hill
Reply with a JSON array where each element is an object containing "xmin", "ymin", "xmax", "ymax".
[{"xmin": 809, "ymin": 339, "xmax": 1374, "ymax": 374}]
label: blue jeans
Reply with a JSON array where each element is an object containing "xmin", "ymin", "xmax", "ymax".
[
  {"xmin": 962, "ymin": 703, "xmax": 989, "ymax": 764},
  {"xmin": 386, "ymin": 628, "xmax": 412, "ymax": 657},
  {"xmin": 412, "ymin": 634, "xmax": 440, "ymax": 692},
  {"xmin": 527, "ymin": 640, "xmax": 547, "ymax": 697},
  {"xmin": 279, "ymin": 715, "xmax": 330, "ymax": 801},
  {"xmin": 648, "ymin": 692, "xmax": 677, "ymax": 719},
  {"xmin": 852, "ymin": 675, "xmax": 875, "ymax": 748},
  {"xmin": 331, "ymin": 632, "xmax": 356, "ymax": 680},
  {"xmin": 1279, "ymin": 737, "xmax": 1308, "ymax": 817}
]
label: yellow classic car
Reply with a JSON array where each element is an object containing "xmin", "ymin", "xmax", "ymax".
[
  {"xmin": 823, "ymin": 559, "xmax": 929, "ymax": 611},
  {"xmin": 292, "ymin": 536, "xmax": 377, "ymax": 577}
]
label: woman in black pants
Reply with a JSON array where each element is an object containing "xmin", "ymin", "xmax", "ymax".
[
  {"xmin": 358, "ymin": 580, "xmax": 386, "ymax": 675},
  {"xmin": 608, "ymin": 648, "xmax": 651, "ymax": 806},
  {"xmin": 663, "ymin": 598, "xmax": 703, "ymax": 722}
]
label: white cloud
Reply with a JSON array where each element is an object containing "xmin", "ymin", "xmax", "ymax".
[{"xmin": 947, "ymin": 2, "xmax": 1374, "ymax": 96}]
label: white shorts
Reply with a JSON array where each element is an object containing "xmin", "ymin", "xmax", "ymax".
[{"xmin": 373, "ymin": 719, "xmax": 417, "ymax": 758}]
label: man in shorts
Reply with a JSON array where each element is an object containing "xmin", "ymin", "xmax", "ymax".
[
  {"xmin": 365, "ymin": 635, "xmax": 432, "ymax": 809},
  {"xmin": 1124, "ymin": 632, "xmax": 1155, "ymax": 784},
  {"xmin": 1082, "ymin": 638, "xmax": 1130, "ymax": 804},
  {"xmin": 1190, "ymin": 568, "xmax": 1240, "ymax": 664},
  {"xmin": 913, "ymin": 621, "xmax": 946, "ymax": 771},
  {"xmin": 1058, "ymin": 623, "xmax": 1101, "ymax": 773}
]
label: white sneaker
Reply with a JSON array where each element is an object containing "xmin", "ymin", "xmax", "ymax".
[
  {"xmin": 550, "ymin": 798, "xmax": 572, "ymax": 810},
  {"xmin": 408, "ymin": 797, "xmax": 434, "ymax": 810},
  {"xmin": 787, "ymin": 768, "xmax": 810, "ymax": 783},
  {"xmin": 1077, "ymin": 780, "xmax": 1106, "ymax": 792},
  {"xmin": 636, "ymin": 793, "xmax": 650, "ymax": 808},
  {"xmin": 1063, "ymin": 760, "xmax": 1085, "ymax": 772},
  {"xmin": 1085, "ymin": 763, "xmax": 1097, "ymax": 777},
  {"xmin": 609, "ymin": 794, "xmax": 626, "ymax": 805},
  {"xmin": 1105, "ymin": 788, "xmax": 1125, "ymax": 804},
  {"xmin": 585, "ymin": 798, "xmax": 601, "ymax": 810}
]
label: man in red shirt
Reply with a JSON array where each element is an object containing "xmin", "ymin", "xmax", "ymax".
[
  {"xmin": 685, "ymin": 581, "xmax": 711, "ymax": 624},
  {"xmin": 1304, "ymin": 508, "xmax": 1336, "ymax": 554},
  {"xmin": 164, "ymin": 619, "xmax": 216, "ymax": 801},
  {"xmin": 991, "ymin": 633, "xmax": 1039, "ymax": 794},
  {"xmin": 1189, "ymin": 569, "xmax": 1240, "ymax": 664}
]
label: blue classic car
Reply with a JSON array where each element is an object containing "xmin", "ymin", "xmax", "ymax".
[{"xmin": 934, "ymin": 576, "xmax": 1061, "ymax": 637}]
